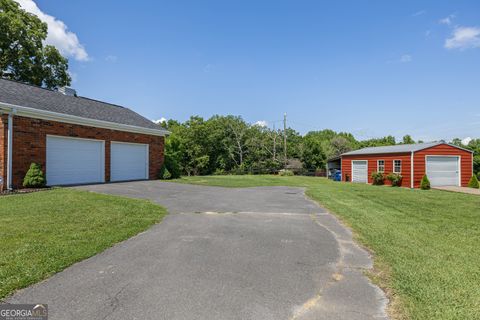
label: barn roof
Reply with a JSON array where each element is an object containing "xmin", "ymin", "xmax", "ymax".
[{"xmin": 342, "ymin": 141, "xmax": 473, "ymax": 156}]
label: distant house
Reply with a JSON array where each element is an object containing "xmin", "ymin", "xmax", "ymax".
[
  {"xmin": 334, "ymin": 142, "xmax": 473, "ymax": 188},
  {"xmin": 0, "ymin": 78, "xmax": 168, "ymax": 189}
]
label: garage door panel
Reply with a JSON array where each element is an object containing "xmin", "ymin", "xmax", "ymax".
[
  {"xmin": 111, "ymin": 142, "xmax": 148, "ymax": 182},
  {"xmin": 46, "ymin": 136, "xmax": 104, "ymax": 186},
  {"xmin": 352, "ymin": 160, "xmax": 368, "ymax": 183},
  {"xmin": 426, "ymin": 156, "xmax": 459, "ymax": 187}
]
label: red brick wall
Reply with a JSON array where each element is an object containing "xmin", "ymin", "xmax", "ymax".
[
  {"xmin": 341, "ymin": 153, "xmax": 412, "ymax": 187},
  {"xmin": 0, "ymin": 115, "xmax": 7, "ymax": 190},
  {"xmin": 10, "ymin": 115, "xmax": 164, "ymax": 188},
  {"xmin": 413, "ymin": 144, "xmax": 473, "ymax": 188}
]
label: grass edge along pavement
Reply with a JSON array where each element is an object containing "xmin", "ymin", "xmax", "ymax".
[
  {"xmin": 0, "ymin": 188, "xmax": 167, "ymax": 300},
  {"xmin": 174, "ymin": 175, "xmax": 480, "ymax": 320}
]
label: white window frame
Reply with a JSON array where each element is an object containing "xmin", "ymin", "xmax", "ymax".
[
  {"xmin": 377, "ymin": 160, "xmax": 385, "ymax": 172},
  {"xmin": 393, "ymin": 159, "xmax": 402, "ymax": 174}
]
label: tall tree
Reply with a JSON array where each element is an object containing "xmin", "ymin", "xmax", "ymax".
[
  {"xmin": 0, "ymin": 0, "xmax": 71, "ymax": 88},
  {"xmin": 402, "ymin": 135, "xmax": 415, "ymax": 144}
]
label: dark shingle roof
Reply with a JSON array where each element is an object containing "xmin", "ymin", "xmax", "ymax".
[
  {"xmin": 342, "ymin": 141, "xmax": 473, "ymax": 156},
  {"xmin": 0, "ymin": 78, "xmax": 163, "ymax": 131}
]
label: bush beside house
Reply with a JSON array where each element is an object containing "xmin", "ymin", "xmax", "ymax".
[
  {"xmin": 386, "ymin": 173, "xmax": 403, "ymax": 187},
  {"xmin": 420, "ymin": 175, "xmax": 431, "ymax": 190},
  {"xmin": 371, "ymin": 172, "xmax": 385, "ymax": 185},
  {"xmin": 22, "ymin": 163, "xmax": 46, "ymax": 188},
  {"xmin": 468, "ymin": 175, "xmax": 479, "ymax": 189}
]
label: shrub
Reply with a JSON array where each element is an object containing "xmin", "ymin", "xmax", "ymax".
[
  {"xmin": 420, "ymin": 175, "xmax": 431, "ymax": 190},
  {"xmin": 213, "ymin": 168, "xmax": 227, "ymax": 175},
  {"xmin": 386, "ymin": 173, "xmax": 403, "ymax": 187},
  {"xmin": 278, "ymin": 169, "xmax": 294, "ymax": 176},
  {"xmin": 468, "ymin": 175, "xmax": 479, "ymax": 189},
  {"xmin": 23, "ymin": 163, "xmax": 46, "ymax": 188},
  {"xmin": 164, "ymin": 154, "xmax": 181, "ymax": 179},
  {"xmin": 158, "ymin": 165, "xmax": 172, "ymax": 180},
  {"xmin": 371, "ymin": 171, "xmax": 385, "ymax": 185}
]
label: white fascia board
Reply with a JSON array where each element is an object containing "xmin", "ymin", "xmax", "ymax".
[{"xmin": 0, "ymin": 102, "xmax": 170, "ymax": 137}]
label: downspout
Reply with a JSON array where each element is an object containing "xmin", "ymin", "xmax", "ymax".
[
  {"xmin": 410, "ymin": 151, "xmax": 414, "ymax": 189},
  {"xmin": 5, "ymin": 109, "xmax": 14, "ymax": 190}
]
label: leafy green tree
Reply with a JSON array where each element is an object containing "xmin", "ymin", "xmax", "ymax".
[
  {"xmin": 360, "ymin": 136, "xmax": 396, "ymax": 148},
  {"xmin": 402, "ymin": 135, "xmax": 415, "ymax": 144},
  {"xmin": 330, "ymin": 136, "xmax": 352, "ymax": 157},
  {"xmin": 466, "ymin": 139, "xmax": 480, "ymax": 175},
  {"xmin": 301, "ymin": 135, "xmax": 326, "ymax": 170},
  {"xmin": 0, "ymin": 0, "xmax": 71, "ymax": 88}
]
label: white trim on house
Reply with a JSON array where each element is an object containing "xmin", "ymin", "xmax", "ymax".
[
  {"xmin": 393, "ymin": 159, "xmax": 402, "ymax": 174},
  {"xmin": 377, "ymin": 159, "xmax": 385, "ymax": 172},
  {"xmin": 425, "ymin": 155, "xmax": 461, "ymax": 187},
  {"xmin": 0, "ymin": 102, "xmax": 169, "ymax": 137},
  {"xmin": 6, "ymin": 111, "xmax": 14, "ymax": 190},
  {"xmin": 410, "ymin": 152, "xmax": 414, "ymax": 189}
]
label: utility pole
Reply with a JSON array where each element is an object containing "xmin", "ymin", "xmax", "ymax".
[
  {"xmin": 272, "ymin": 123, "xmax": 276, "ymax": 162},
  {"xmin": 283, "ymin": 113, "xmax": 287, "ymax": 169}
]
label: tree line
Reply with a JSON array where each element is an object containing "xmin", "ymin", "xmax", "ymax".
[{"xmin": 159, "ymin": 115, "xmax": 480, "ymax": 178}]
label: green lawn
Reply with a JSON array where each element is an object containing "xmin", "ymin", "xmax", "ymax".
[
  {"xmin": 176, "ymin": 175, "xmax": 480, "ymax": 320},
  {"xmin": 0, "ymin": 188, "xmax": 166, "ymax": 300}
]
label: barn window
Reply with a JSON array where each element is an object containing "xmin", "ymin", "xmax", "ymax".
[
  {"xmin": 377, "ymin": 160, "xmax": 385, "ymax": 172},
  {"xmin": 393, "ymin": 160, "xmax": 402, "ymax": 173}
]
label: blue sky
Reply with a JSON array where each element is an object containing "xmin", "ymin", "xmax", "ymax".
[{"xmin": 21, "ymin": 0, "xmax": 480, "ymax": 142}]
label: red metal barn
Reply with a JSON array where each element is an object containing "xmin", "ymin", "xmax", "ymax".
[{"xmin": 340, "ymin": 142, "xmax": 473, "ymax": 188}]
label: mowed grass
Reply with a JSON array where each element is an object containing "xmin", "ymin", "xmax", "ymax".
[
  {"xmin": 0, "ymin": 188, "xmax": 166, "ymax": 300},
  {"xmin": 176, "ymin": 175, "xmax": 480, "ymax": 320}
]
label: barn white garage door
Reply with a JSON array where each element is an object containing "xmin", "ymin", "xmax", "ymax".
[
  {"xmin": 352, "ymin": 160, "xmax": 368, "ymax": 183},
  {"xmin": 426, "ymin": 156, "xmax": 460, "ymax": 187},
  {"xmin": 111, "ymin": 142, "xmax": 149, "ymax": 182},
  {"xmin": 46, "ymin": 136, "xmax": 104, "ymax": 186}
]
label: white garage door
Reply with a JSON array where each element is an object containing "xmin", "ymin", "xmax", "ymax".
[
  {"xmin": 46, "ymin": 136, "xmax": 104, "ymax": 186},
  {"xmin": 111, "ymin": 142, "xmax": 149, "ymax": 182},
  {"xmin": 352, "ymin": 160, "xmax": 368, "ymax": 183},
  {"xmin": 426, "ymin": 156, "xmax": 460, "ymax": 187}
]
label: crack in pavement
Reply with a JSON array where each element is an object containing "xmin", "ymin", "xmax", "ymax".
[{"xmin": 288, "ymin": 213, "xmax": 389, "ymax": 320}]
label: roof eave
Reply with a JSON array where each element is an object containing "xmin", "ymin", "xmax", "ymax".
[
  {"xmin": 0, "ymin": 101, "xmax": 169, "ymax": 137},
  {"xmin": 341, "ymin": 141, "xmax": 474, "ymax": 157}
]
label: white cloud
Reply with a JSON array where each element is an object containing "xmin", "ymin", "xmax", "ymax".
[
  {"xmin": 400, "ymin": 54, "xmax": 412, "ymax": 63},
  {"xmin": 254, "ymin": 120, "xmax": 268, "ymax": 127},
  {"xmin": 439, "ymin": 14, "xmax": 455, "ymax": 25},
  {"xmin": 461, "ymin": 137, "xmax": 472, "ymax": 145},
  {"xmin": 445, "ymin": 26, "xmax": 480, "ymax": 50},
  {"xmin": 15, "ymin": 0, "xmax": 89, "ymax": 61},
  {"xmin": 153, "ymin": 118, "xmax": 167, "ymax": 124}
]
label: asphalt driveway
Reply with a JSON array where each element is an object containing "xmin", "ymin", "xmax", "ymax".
[{"xmin": 8, "ymin": 181, "xmax": 388, "ymax": 320}]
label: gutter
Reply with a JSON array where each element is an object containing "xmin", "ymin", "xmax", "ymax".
[
  {"xmin": 0, "ymin": 102, "xmax": 170, "ymax": 137},
  {"xmin": 1, "ymin": 107, "xmax": 15, "ymax": 190}
]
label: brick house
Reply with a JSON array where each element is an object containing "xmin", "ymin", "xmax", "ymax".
[
  {"xmin": 0, "ymin": 78, "xmax": 168, "ymax": 189},
  {"xmin": 337, "ymin": 142, "xmax": 473, "ymax": 188}
]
